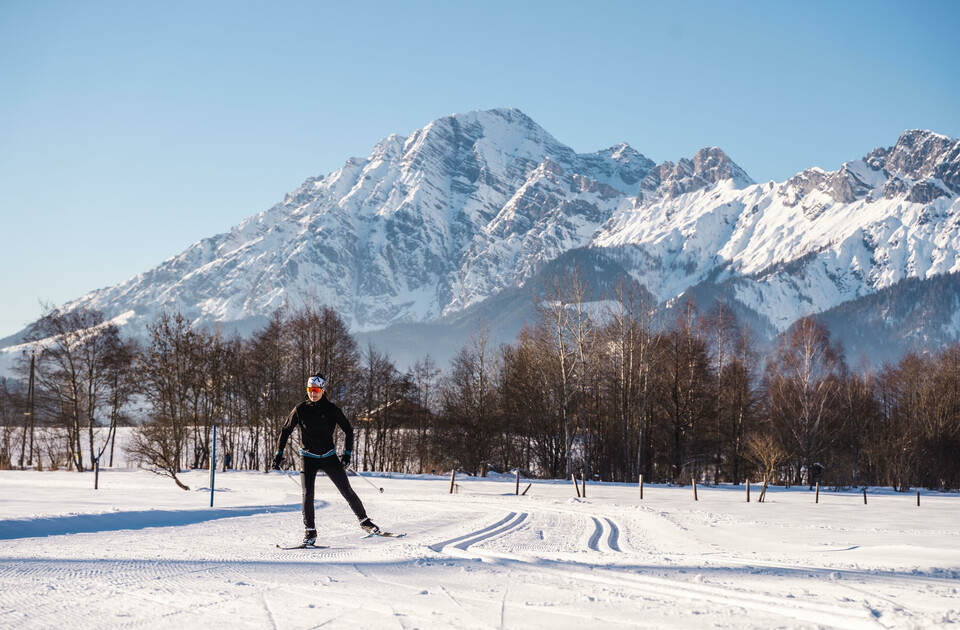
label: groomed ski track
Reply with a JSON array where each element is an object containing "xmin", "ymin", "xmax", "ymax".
[{"xmin": 1, "ymin": 470, "xmax": 958, "ymax": 629}]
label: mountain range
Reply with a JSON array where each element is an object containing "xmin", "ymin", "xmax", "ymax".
[{"xmin": 3, "ymin": 108, "xmax": 959, "ymax": 368}]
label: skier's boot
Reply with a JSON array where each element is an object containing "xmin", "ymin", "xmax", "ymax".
[
  {"xmin": 359, "ymin": 518, "xmax": 380, "ymax": 535},
  {"xmin": 302, "ymin": 528, "xmax": 317, "ymax": 546}
]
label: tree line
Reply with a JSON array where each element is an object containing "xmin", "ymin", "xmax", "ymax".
[{"xmin": 1, "ymin": 272, "xmax": 958, "ymax": 491}]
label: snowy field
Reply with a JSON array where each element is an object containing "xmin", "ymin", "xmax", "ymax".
[{"xmin": 1, "ymin": 469, "xmax": 958, "ymax": 629}]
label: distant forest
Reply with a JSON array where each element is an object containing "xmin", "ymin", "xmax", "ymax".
[{"xmin": 2, "ymin": 269, "xmax": 959, "ymax": 492}]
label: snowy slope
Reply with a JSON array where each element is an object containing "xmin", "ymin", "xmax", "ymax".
[
  {"xmin": 3, "ymin": 110, "xmax": 958, "ymax": 364},
  {"xmin": 594, "ymin": 130, "xmax": 960, "ymax": 330},
  {"xmin": 25, "ymin": 109, "xmax": 654, "ymax": 342},
  {"xmin": 2, "ymin": 469, "xmax": 959, "ymax": 629}
]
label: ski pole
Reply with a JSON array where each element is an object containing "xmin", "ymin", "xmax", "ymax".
[
  {"xmin": 348, "ymin": 467, "xmax": 384, "ymax": 493},
  {"xmin": 278, "ymin": 465, "xmax": 300, "ymax": 488},
  {"xmin": 287, "ymin": 470, "xmax": 301, "ymax": 488}
]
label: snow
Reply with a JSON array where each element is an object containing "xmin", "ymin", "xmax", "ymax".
[{"xmin": 2, "ymin": 469, "xmax": 958, "ymax": 629}]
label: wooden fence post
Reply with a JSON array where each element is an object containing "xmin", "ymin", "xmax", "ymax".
[
  {"xmin": 746, "ymin": 480, "xmax": 750, "ymax": 503},
  {"xmin": 815, "ymin": 482, "xmax": 820, "ymax": 504},
  {"xmin": 759, "ymin": 481, "xmax": 768, "ymax": 503},
  {"xmin": 639, "ymin": 474, "xmax": 644, "ymax": 500},
  {"xmin": 521, "ymin": 483, "xmax": 531, "ymax": 496},
  {"xmin": 515, "ymin": 470, "xmax": 520, "ymax": 496},
  {"xmin": 449, "ymin": 469, "xmax": 456, "ymax": 494},
  {"xmin": 693, "ymin": 478, "xmax": 698, "ymax": 501},
  {"xmin": 209, "ymin": 425, "xmax": 216, "ymax": 508},
  {"xmin": 863, "ymin": 488, "xmax": 867, "ymax": 505},
  {"xmin": 581, "ymin": 471, "xmax": 586, "ymax": 498},
  {"xmin": 571, "ymin": 473, "xmax": 581, "ymax": 498},
  {"xmin": 917, "ymin": 491, "xmax": 920, "ymax": 507}
]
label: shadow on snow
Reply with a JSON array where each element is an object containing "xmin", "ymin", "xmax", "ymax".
[{"xmin": 0, "ymin": 503, "xmax": 303, "ymax": 540}]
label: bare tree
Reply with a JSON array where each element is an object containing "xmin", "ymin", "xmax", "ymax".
[
  {"xmin": 130, "ymin": 312, "xmax": 202, "ymax": 489},
  {"xmin": 357, "ymin": 344, "xmax": 398, "ymax": 471},
  {"xmin": 923, "ymin": 346, "xmax": 960, "ymax": 489},
  {"xmin": 703, "ymin": 300, "xmax": 736, "ymax": 482},
  {"xmin": 101, "ymin": 336, "xmax": 137, "ymax": 466},
  {"xmin": 249, "ymin": 309, "xmax": 297, "ymax": 471},
  {"xmin": 535, "ymin": 274, "xmax": 580, "ymax": 478},
  {"xmin": 745, "ymin": 432, "xmax": 788, "ymax": 484},
  {"xmin": 602, "ymin": 278, "xmax": 659, "ymax": 481},
  {"xmin": 565, "ymin": 266, "xmax": 596, "ymax": 478},
  {"xmin": 501, "ymin": 327, "xmax": 565, "ymax": 477},
  {"xmin": 765, "ymin": 317, "xmax": 845, "ymax": 485},
  {"xmin": 436, "ymin": 327, "xmax": 500, "ymax": 476},
  {"xmin": 703, "ymin": 304, "xmax": 758, "ymax": 484},
  {"xmin": 655, "ymin": 301, "xmax": 714, "ymax": 483},
  {"xmin": 0, "ymin": 377, "xmax": 21, "ymax": 469},
  {"xmin": 873, "ymin": 354, "xmax": 924, "ymax": 491},
  {"xmin": 288, "ymin": 304, "xmax": 360, "ymax": 400},
  {"xmin": 408, "ymin": 355, "xmax": 441, "ymax": 473},
  {"xmin": 875, "ymin": 348, "xmax": 960, "ymax": 491},
  {"xmin": 28, "ymin": 306, "xmax": 123, "ymax": 472},
  {"xmin": 725, "ymin": 324, "xmax": 758, "ymax": 484},
  {"xmin": 837, "ymin": 361, "xmax": 878, "ymax": 487}
]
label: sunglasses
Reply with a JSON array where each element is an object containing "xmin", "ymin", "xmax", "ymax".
[{"xmin": 307, "ymin": 387, "xmax": 324, "ymax": 394}]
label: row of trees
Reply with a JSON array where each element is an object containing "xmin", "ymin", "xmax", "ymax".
[
  {"xmin": 1, "ymin": 273, "xmax": 959, "ymax": 491},
  {"xmin": 0, "ymin": 308, "xmax": 136, "ymax": 473}
]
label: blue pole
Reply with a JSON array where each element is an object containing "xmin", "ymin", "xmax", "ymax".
[{"xmin": 209, "ymin": 425, "xmax": 216, "ymax": 507}]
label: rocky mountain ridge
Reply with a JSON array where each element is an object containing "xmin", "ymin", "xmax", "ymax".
[{"xmin": 2, "ymin": 109, "xmax": 958, "ymax": 367}]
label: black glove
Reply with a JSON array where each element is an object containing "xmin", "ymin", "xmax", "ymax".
[
  {"xmin": 272, "ymin": 452, "xmax": 284, "ymax": 470},
  {"xmin": 339, "ymin": 451, "xmax": 351, "ymax": 468}
]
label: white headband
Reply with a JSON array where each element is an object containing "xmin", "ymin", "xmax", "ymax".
[{"xmin": 307, "ymin": 375, "xmax": 326, "ymax": 389}]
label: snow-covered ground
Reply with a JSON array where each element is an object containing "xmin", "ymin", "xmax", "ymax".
[{"xmin": 1, "ymin": 469, "xmax": 958, "ymax": 629}]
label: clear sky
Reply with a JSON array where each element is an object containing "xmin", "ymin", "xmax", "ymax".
[{"xmin": 1, "ymin": 0, "xmax": 958, "ymax": 339}]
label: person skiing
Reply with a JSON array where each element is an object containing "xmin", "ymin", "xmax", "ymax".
[{"xmin": 273, "ymin": 373, "xmax": 380, "ymax": 546}]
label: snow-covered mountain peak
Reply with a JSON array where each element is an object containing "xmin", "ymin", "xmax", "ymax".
[
  {"xmin": 575, "ymin": 144, "xmax": 656, "ymax": 194},
  {"xmin": 692, "ymin": 147, "xmax": 754, "ymax": 188},
  {"xmin": 637, "ymin": 146, "xmax": 754, "ymax": 203},
  {"xmin": 423, "ymin": 108, "xmax": 574, "ymax": 163},
  {"xmin": 587, "ymin": 129, "xmax": 960, "ymax": 338},
  {"xmin": 455, "ymin": 106, "xmax": 540, "ymax": 128},
  {"xmin": 371, "ymin": 134, "xmax": 408, "ymax": 162},
  {"xmin": 781, "ymin": 160, "xmax": 878, "ymax": 208},
  {"xmin": 865, "ymin": 128, "xmax": 960, "ymax": 196},
  {"xmin": 606, "ymin": 142, "xmax": 635, "ymax": 160}
]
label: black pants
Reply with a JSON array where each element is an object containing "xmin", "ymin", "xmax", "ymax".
[{"xmin": 300, "ymin": 455, "xmax": 367, "ymax": 530}]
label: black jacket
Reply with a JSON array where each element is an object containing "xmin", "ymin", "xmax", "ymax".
[{"xmin": 276, "ymin": 396, "xmax": 354, "ymax": 457}]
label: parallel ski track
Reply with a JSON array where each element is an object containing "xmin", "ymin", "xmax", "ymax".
[
  {"xmin": 429, "ymin": 511, "xmax": 529, "ymax": 557},
  {"xmin": 403, "ymin": 496, "xmax": 628, "ymax": 558},
  {"xmin": 587, "ymin": 516, "xmax": 622, "ymax": 553},
  {"xmin": 425, "ymin": 510, "xmax": 883, "ymax": 630},
  {"xmin": 408, "ymin": 503, "xmax": 890, "ymax": 629}
]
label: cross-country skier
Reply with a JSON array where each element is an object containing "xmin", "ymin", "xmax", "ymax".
[{"xmin": 273, "ymin": 373, "xmax": 380, "ymax": 546}]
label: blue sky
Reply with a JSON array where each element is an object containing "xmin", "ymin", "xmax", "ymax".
[{"xmin": 1, "ymin": 0, "xmax": 958, "ymax": 339}]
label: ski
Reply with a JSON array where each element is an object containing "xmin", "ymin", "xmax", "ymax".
[
  {"xmin": 276, "ymin": 543, "xmax": 330, "ymax": 550},
  {"xmin": 360, "ymin": 531, "xmax": 406, "ymax": 539}
]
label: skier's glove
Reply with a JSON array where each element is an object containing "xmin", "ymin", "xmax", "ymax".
[
  {"xmin": 339, "ymin": 451, "xmax": 351, "ymax": 468},
  {"xmin": 272, "ymin": 451, "xmax": 284, "ymax": 470}
]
